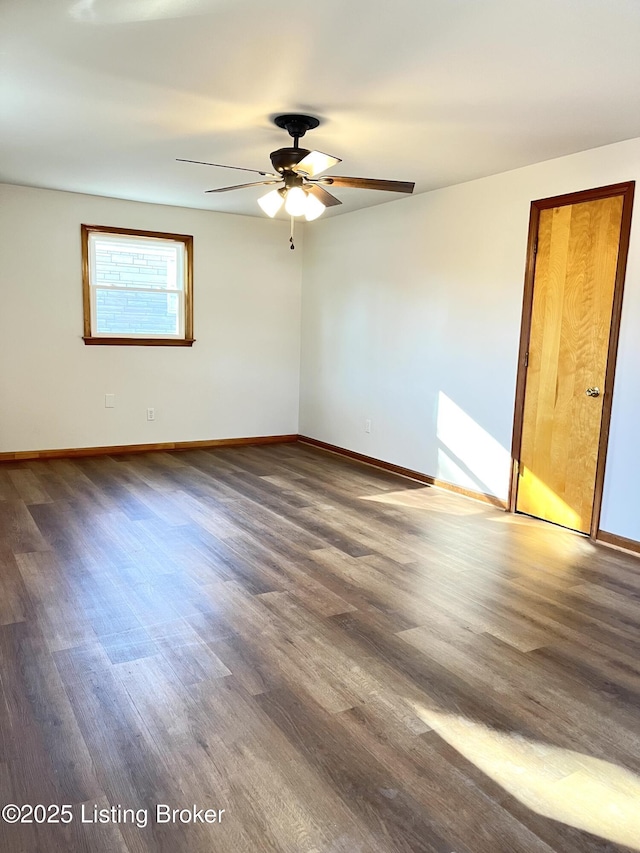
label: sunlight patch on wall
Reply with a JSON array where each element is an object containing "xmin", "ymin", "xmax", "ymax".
[
  {"xmin": 410, "ymin": 703, "xmax": 640, "ymax": 850},
  {"xmin": 436, "ymin": 393, "xmax": 510, "ymax": 500}
]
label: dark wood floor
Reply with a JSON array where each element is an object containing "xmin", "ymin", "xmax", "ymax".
[{"xmin": 1, "ymin": 443, "xmax": 640, "ymax": 852}]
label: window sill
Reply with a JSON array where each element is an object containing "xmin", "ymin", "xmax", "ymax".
[{"xmin": 83, "ymin": 337, "xmax": 195, "ymax": 347}]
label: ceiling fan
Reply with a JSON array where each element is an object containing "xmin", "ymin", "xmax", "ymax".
[{"xmin": 177, "ymin": 114, "xmax": 415, "ymax": 228}]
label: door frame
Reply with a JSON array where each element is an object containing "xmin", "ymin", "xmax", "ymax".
[{"xmin": 508, "ymin": 181, "xmax": 635, "ymax": 539}]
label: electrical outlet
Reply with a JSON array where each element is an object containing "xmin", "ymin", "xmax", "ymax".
[
  {"xmin": 105, "ymin": 394, "xmax": 115, "ymax": 408},
  {"xmin": 365, "ymin": 418, "xmax": 371, "ymax": 434},
  {"xmin": 147, "ymin": 408, "xmax": 155, "ymax": 422}
]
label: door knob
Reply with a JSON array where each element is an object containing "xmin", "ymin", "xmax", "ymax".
[{"xmin": 585, "ymin": 387, "xmax": 600, "ymax": 398}]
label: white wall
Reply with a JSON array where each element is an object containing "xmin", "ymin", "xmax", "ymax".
[
  {"xmin": 0, "ymin": 184, "xmax": 302, "ymax": 451},
  {"xmin": 299, "ymin": 137, "xmax": 640, "ymax": 542}
]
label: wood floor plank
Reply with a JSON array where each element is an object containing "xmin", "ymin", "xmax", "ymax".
[
  {"xmin": 54, "ymin": 643, "xmax": 178, "ymax": 853},
  {"xmin": 15, "ymin": 551, "xmax": 97, "ymax": 651},
  {"xmin": 0, "ymin": 546, "xmax": 32, "ymax": 626},
  {"xmin": 7, "ymin": 469, "xmax": 53, "ymax": 505},
  {"xmin": 0, "ymin": 621, "xmax": 100, "ymax": 803},
  {"xmin": 0, "ymin": 500, "xmax": 51, "ymax": 554}
]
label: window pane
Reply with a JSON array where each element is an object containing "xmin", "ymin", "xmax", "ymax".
[
  {"xmin": 95, "ymin": 288, "xmax": 180, "ymax": 336},
  {"xmin": 93, "ymin": 237, "xmax": 182, "ymax": 291}
]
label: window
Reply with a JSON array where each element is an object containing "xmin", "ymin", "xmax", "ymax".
[{"xmin": 81, "ymin": 225, "xmax": 194, "ymax": 346}]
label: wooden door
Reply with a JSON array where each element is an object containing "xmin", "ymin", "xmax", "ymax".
[{"xmin": 513, "ymin": 184, "xmax": 634, "ymax": 534}]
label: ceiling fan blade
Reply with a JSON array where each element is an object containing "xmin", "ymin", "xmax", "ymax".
[
  {"xmin": 177, "ymin": 158, "xmax": 278, "ymax": 178},
  {"xmin": 205, "ymin": 181, "xmax": 280, "ymax": 193},
  {"xmin": 318, "ymin": 176, "xmax": 415, "ymax": 194},
  {"xmin": 306, "ymin": 184, "xmax": 342, "ymax": 207},
  {"xmin": 294, "ymin": 150, "xmax": 342, "ymax": 177}
]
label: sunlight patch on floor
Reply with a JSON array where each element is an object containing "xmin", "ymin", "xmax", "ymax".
[
  {"xmin": 410, "ymin": 704, "xmax": 640, "ymax": 850},
  {"xmin": 361, "ymin": 488, "xmax": 486, "ymax": 515}
]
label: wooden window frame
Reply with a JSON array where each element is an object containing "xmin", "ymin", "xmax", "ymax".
[{"xmin": 81, "ymin": 224, "xmax": 194, "ymax": 346}]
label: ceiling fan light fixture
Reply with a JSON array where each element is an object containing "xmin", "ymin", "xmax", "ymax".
[
  {"xmin": 304, "ymin": 192, "xmax": 326, "ymax": 221},
  {"xmin": 284, "ymin": 186, "xmax": 307, "ymax": 217},
  {"xmin": 257, "ymin": 188, "xmax": 284, "ymax": 217},
  {"xmin": 295, "ymin": 150, "xmax": 341, "ymax": 177}
]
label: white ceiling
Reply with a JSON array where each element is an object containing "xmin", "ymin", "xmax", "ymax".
[{"xmin": 2, "ymin": 0, "xmax": 640, "ymax": 219}]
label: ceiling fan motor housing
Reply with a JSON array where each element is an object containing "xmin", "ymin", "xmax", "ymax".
[
  {"xmin": 270, "ymin": 147, "xmax": 310, "ymax": 174},
  {"xmin": 270, "ymin": 114, "xmax": 321, "ymax": 173}
]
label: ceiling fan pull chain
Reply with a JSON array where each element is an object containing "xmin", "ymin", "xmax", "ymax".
[{"xmin": 290, "ymin": 216, "xmax": 295, "ymax": 250}]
